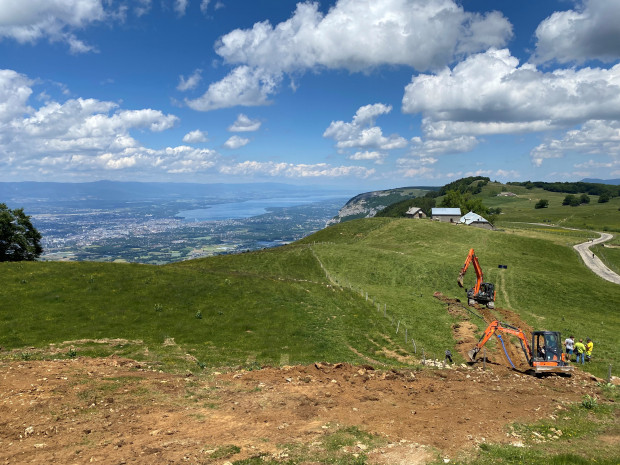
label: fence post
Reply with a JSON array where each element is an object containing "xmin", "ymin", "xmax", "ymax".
[
  {"xmin": 422, "ymin": 349, "xmax": 425, "ymax": 365},
  {"xmin": 405, "ymin": 328, "xmax": 408, "ymax": 343},
  {"xmin": 483, "ymin": 348, "xmax": 487, "ymax": 370},
  {"xmin": 412, "ymin": 339, "xmax": 416, "ymax": 354},
  {"xmin": 396, "ymin": 321, "xmax": 400, "ymax": 334},
  {"xmin": 608, "ymin": 364, "xmax": 612, "ymax": 384}
]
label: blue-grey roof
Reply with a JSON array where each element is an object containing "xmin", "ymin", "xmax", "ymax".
[{"xmin": 432, "ymin": 208, "xmax": 462, "ymax": 215}]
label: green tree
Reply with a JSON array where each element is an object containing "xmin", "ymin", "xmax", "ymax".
[
  {"xmin": 535, "ymin": 199, "xmax": 549, "ymax": 209},
  {"xmin": 0, "ymin": 204, "xmax": 43, "ymax": 261},
  {"xmin": 440, "ymin": 190, "xmax": 465, "ymax": 213},
  {"xmin": 440, "ymin": 189, "xmax": 490, "ymax": 217},
  {"xmin": 562, "ymin": 194, "xmax": 580, "ymax": 206},
  {"xmin": 579, "ymin": 193, "xmax": 590, "ymax": 204},
  {"xmin": 598, "ymin": 192, "xmax": 610, "ymax": 203}
]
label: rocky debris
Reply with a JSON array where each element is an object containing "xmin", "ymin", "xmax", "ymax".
[{"xmin": 0, "ymin": 357, "xmax": 603, "ymax": 464}]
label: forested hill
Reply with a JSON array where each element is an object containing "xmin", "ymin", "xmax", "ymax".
[
  {"xmin": 508, "ymin": 180, "xmax": 620, "ymax": 196},
  {"xmin": 327, "ymin": 186, "xmax": 437, "ymax": 225}
]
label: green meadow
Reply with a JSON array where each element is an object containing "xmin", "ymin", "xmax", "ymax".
[
  {"xmin": 2, "ymin": 181, "xmax": 619, "ymax": 464},
  {"xmin": 482, "ymin": 181, "xmax": 620, "ymax": 232},
  {"xmin": 2, "ymin": 206, "xmax": 618, "ymax": 379}
]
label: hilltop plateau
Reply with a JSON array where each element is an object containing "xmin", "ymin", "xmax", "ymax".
[{"xmin": 1, "ymin": 178, "xmax": 619, "ymax": 464}]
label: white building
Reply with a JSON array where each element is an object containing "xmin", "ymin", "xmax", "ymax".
[{"xmin": 460, "ymin": 211, "xmax": 494, "ymax": 230}]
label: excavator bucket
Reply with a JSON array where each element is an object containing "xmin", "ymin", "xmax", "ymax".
[
  {"xmin": 457, "ymin": 271, "xmax": 465, "ymax": 288},
  {"xmin": 467, "ymin": 348, "xmax": 478, "ymax": 361}
]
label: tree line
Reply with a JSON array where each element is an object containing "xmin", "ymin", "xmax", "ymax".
[{"xmin": 508, "ymin": 181, "xmax": 619, "ymax": 199}]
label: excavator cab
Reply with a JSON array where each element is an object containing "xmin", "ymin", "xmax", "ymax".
[
  {"xmin": 469, "ymin": 282, "xmax": 495, "ymax": 308},
  {"xmin": 532, "ymin": 331, "xmax": 561, "ymax": 362},
  {"xmin": 530, "ymin": 331, "xmax": 573, "ymax": 376},
  {"xmin": 458, "ymin": 249, "xmax": 496, "ymax": 309}
]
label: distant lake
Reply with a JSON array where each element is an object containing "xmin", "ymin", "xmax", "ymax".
[{"xmin": 176, "ymin": 196, "xmax": 345, "ymax": 222}]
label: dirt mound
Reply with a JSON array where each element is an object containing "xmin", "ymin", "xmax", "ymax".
[
  {"xmin": 434, "ymin": 292, "xmax": 535, "ymax": 372},
  {"xmin": 0, "ymin": 357, "xmax": 600, "ymax": 464}
]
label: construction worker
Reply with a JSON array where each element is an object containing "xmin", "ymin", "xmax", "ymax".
[
  {"xmin": 585, "ymin": 338, "xmax": 594, "ymax": 362},
  {"xmin": 574, "ymin": 339, "xmax": 586, "ymax": 364},
  {"xmin": 445, "ymin": 349, "xmax": 453, "ymax": 364},
  {"xmin": 564, "ymin": 335, "xmax": 575, "ymax": 361}
]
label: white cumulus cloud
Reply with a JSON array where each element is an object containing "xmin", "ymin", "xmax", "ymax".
[
  {"xmin": 323, "ymin": 103, "xmax": 407, "ymax": 153},
  {"xmin": 401, "ymin": 48, "xmax": 620, "ymax": 159},
  {"xmin": 349, "ymin": 151, "xmax": 386, "ymax": 164},
  {"xmin": 135, "ymin": 0, "xmax": 153, "ymax": 17},
  {"xmin": 219, "ymin": 161, "xmax": 375, "ymax": 178},
  {"xmin": 0, "ymin": 0, "xmax": 105, "ymax": 53},
  {"xmin": 200, "ymin": 0, "xmax": 210, "ymax": 14},
  {"xmin": 0, "ymin": 69, "xmax": 33, "ymax": 123},
  {"xmin": 0, "ymin": 69, "xmax": 188, "ymax": 178},
  {"xmin": 177, "ymin": 69, "xmax": 203, "ymax": 91},
  {"xmin": 183, "ymin": 129, "xmax": 208, "ymax": 143},
  {"xmin": 192, "ymin": 0, "xmax": 512, "ymax": 111},
  {"xmin": 216, "ymin": 0, "xmax": 512, "ymax": 73},
  {"xmin": 174, "ymin": 0, "xmax": 189, "ymax": 16},
  {"xmin": 403, "ymin": 49, "xmax": 620, "ymax": 129},
  {"xmin": 533, "ymin": 0, "xmax": 620, "ymax": 64},
  {"xmin": 530, "ymin": 120, "xmax": 620, "ymax": 166},
  {"xmin": 228, "ymin": 114, "xmax": 261, "ymax": 132},
  {"xmin": 410, "ymin": 135, "xmax": 479, "ymax": 155},
  {"xmin": 186, "ymin": 66, "xmax": 282, "ymax": 111},
  {"xmin": 223, "ymin": 135, "xmax": 250, "ymax": 149}
]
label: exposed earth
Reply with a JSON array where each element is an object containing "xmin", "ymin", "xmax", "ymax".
[
  {"xmin": 0, "ymin": 297, "xmax": 612, "ymax": 464},
  {"xmin": 0, "ymin": 356, "xmax": 608, "ymax": 463}
]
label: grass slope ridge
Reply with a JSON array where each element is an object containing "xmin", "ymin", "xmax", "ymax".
[{"xmin": 1, "ymin": 217, "xmax": 618, "ymax": 379}]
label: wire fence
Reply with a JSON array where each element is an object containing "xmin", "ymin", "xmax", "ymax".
[
  {"xmin": 309, "ymin": 243, "xmax": 614, "ymax": 380},
  {"xmin": 309, "ymin": 244, "xmax": 453, "ymax": 369}
]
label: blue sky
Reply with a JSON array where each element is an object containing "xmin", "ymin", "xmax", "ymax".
[{"xmin": 1, "ymin": 0, "xmax": 620, "ymax": 189}]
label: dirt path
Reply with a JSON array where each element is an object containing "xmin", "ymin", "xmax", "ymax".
[
  {"xmin": 573, "ymin": 232, "xmax": 620, "ymax": 284},
  {"xmin": 0, "ymin": 357, "xmax": 603, "ymax": 465}
]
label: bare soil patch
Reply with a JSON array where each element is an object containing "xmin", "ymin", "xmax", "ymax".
[
  {"xmin": 435, "ymin": 292, "xmax": 537, "ymax": 372},
  {"xmin": 0, "ymin": 355, "xmax": 602, "ymax": 464}
]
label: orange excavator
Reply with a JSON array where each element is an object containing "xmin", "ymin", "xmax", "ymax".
[
  {"xmin": 468, "ymin": 320, "xmax": 574, "ymax": 376},
  {"xmin": 457, "ymin": 248, "xmax": 496, "ymax": 309}
]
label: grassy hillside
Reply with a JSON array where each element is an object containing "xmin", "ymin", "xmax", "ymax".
[
  {"xmin": 1, "ymin": 217, "xmax": 618, "ymax": 378},
  {"xmin": 479, "ymin": 181, "xmax": 620, "ymax": 232}
]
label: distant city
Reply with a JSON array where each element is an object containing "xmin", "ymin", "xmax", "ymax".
[{"xmin": 0, "ymin": 182, "xmax": 352, "ymax": 264}]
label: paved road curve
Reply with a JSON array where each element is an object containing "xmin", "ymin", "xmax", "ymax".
[{"xmin": 573, "ymin": 232, "xmax": 620, "ymax": 285}]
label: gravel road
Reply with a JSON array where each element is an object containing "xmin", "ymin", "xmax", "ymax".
[{"xmin": 574, "ymin": 232, "xmax": 620, "ymax": 284}]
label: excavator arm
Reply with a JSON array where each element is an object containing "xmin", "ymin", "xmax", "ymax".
[
  {"xmin": 457, "ymin": 248, "xmax": 483, "ymax": 294},
  {"xmin": 458, "ymin": 248, "xmax": 496, "ymax": 308},
  {"xmin": 467, "ymin": 320, "xmax": 532, "ymax": 365}
]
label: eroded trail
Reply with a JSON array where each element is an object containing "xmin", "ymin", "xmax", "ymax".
[
  {"xmin": 435, "ymin": 292, "xmax": 534, "ymax": 372},
  {"xmin": 0, "ymin": 356, "xmax": 602, "ymax": 464}
]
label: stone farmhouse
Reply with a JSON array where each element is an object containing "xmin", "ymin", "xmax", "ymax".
[
  {"xmin": 405, "ymin": 207, "xmax": 426, "ymax": 219},
  {"xmin": 431, "ymin": 208, "xmax": 462, "ymax": 223}
]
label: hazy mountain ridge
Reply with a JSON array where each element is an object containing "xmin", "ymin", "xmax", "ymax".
[
  {"xmin": 0, "ymin": 181, "xmax": 352, "ymax": 209},
  {"xmin": 580, "ymin": 178, "xmax": 620, "ymax": 185}
]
